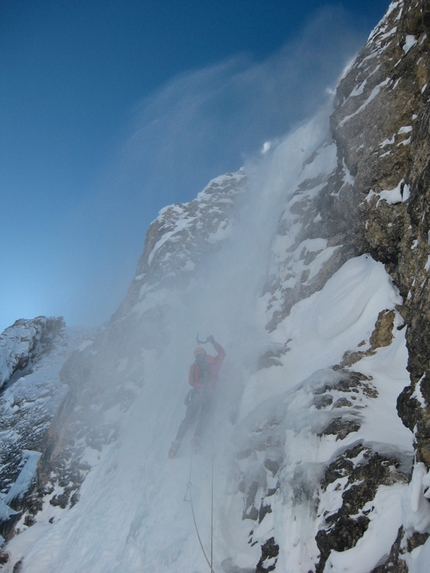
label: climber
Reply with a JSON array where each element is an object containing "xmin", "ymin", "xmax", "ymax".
[{"xmin": 168, "ymin": 335, "xmax": 226, "ymax": 458}]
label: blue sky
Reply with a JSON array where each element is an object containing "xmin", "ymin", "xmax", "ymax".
[{"xmin": 0, "ymin": 0, "xmax": 390, "ymax": 332}]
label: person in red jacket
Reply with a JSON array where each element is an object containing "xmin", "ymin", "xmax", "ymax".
[{"xmin": 169, "ymin": 335, "xmax": 226, "ymax": 458}]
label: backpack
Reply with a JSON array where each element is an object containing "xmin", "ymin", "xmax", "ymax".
[{"xmin": 196, "ymin": 357, "xmax": 211, "ymax": 386}]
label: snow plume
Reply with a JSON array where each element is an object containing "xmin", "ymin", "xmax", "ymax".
[
  {"xmin": 115, "ymin": 6, "xmax": 364, "ymax": 208},
  {"xmin": 59, "ymin": 5, "xmax": 367, "ymax": 329}
]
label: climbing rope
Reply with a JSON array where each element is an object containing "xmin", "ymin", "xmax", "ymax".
[
  {"xmin": 210, "ymin": 433, "xmax": 214, "ymax": 572},
  {"xmin": 184, "ymin": 442, "xmax": 216, "ymax": 573}
]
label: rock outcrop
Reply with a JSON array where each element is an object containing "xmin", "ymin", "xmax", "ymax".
[
  {"xmin": 113, "ymin": 170, "xmax": 247, "ymax": 320},
  {"xmin": 0, "ymin": 318, "xmax": 85, "ymax": 541},
  {"xmin": 330, "ymin": 0, "xmax": 430, "ymax": 472},
  {"xmin": 0, "ymin": 317, "xmax": 65, "ymax": 390}
]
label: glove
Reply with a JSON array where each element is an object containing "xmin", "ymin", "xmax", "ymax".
[{"xmin": 207, "ymin": 335, "xmax": 215, "ymax": 344}]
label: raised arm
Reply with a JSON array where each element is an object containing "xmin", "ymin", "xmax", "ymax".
[{"xmin": 208, "ymin": 337, "xmax": 226, "ymax": 374}]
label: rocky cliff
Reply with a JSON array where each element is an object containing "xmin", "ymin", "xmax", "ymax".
[
  {"xmin": 2, "ymin": 1, "xmax": 430, "ymax": 572},
  {"xmin": 259, "ymin": 0, "xmax": 430, "ymax": 567},
  {"xmin": 0, "ymin": 318, "xmax": 86, "ymax": 544}
]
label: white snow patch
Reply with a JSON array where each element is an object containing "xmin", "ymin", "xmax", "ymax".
[
  {"xmin": 398, "ymin": 125, "xmax": 413, "ymax": 134},
  {"xmin": 403, "ymin": 35, "xmax": 418, "ymax": 54},
  {"xmin": 366, "ymin": 179, "xmax": 410, "ymax": 205},
  {"xmin": 380, "ymin": 26, "xmax": 398, "ymax": 41},
  {"xmin": 3, "ymin": 451, "xmax": 41, "ymax": 504},
  {"xmin": 410, "ymin": 536, "xmax": 430, "ymax": 573},
  {"xmin": 403, "ymin": 463, "xmax": 430, "ymax": 533},
  {"xmin": 399, "ymin": 137, "xmax": 411, "ymax": 146},
  {"xmin": 341, "ymin": 160, "xmax": 355, "ymax": 186},
  {"xmin": 78, "ymin": 339, "xmax": 94, "ymax": 351},
  {"xmin": 240, "ymin": 255, "xmax": 403, "ymax": 418},
  {"xmin": 379, "ymin": 180, "xmax": 410, "ymax": 204},
  {"xmin": 261, "ymin": 141, "xmax": 271, "ymax": 154},
  {"xmin": 380, "ymin": 135, "xmax": 396, "ymax": 147},
  {"xmin": 350, "ymin": 80, "xmax": 367, "ymax": 97}
]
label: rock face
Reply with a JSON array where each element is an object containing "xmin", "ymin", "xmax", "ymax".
[
  {"xmin": 0, "ymin": 318, "xmax": 85, "ymax": 541},
  {"xmin": 323, "ymin": 1, "xmax": 430, "ymax": 467},
  {"xmin": 328, "ymin": 1, "xmax": 430, "ymax": 471},
  {"xmin": 332, "ymin": 0, "xmax": 430, "ymax": 470},
  {"xmin": 3, "ymin": 1, "xmax": 430, "ymax": 571},
  {"xmin": 0, "ymin": 317, "xmax": 64, "ymax": 390},
  {"xmin": 113, "ymin": 170, "xmax": 247, "ymax": 320},
  {"xmin": 257, "ymin": 1, "xmax": 430, "ymax": 568}
]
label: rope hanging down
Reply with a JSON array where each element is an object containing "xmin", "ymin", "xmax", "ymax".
[
  {"xmin": 210, "ymin": 435, "xmax": 214, "ymax": 572},
  {"xmin": 184, "ymin": 444, "xmax": 216, "ymax": 573}
]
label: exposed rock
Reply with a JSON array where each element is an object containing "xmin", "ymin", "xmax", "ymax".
[
  {"xmin": 257, "ymin": 344, "xmax": 289, "ymax": 370},
  {"xmin": 260, "ymin": 0, "xmax": 430, "ymax": 501},
  {"xmin": 261, "ymin": 0, "xmax": 430, "ymax": 482},
  {"xmin": 326, "ymin": 0, "xmax": 430, "ymax": 470},
  {"xmin": 0, "ymin": 317, "xmax": 65, "ymax": 389},
  {"xmin": 113, "ymin": 171, "xmax": 247, "ymax": 320},
  {"xmin": 0, "ymin": 319, "xmax": 86, "ymax": 541},
  {"xmin": 231, "ymin": 366, "xmax": 392, "ymax": 572},
  {"xmin": 340, "ymin": 309, "xmax": 397, "ymax": 367},
  {"xmin": 12, "ymin": 559, "xmax": 23, "ymax": 573},
  {"xmin": 316, "ymin": 445, "xmax": 411, "ymax": 572},
  {"xmin": 407, "ymin": 530, "xmax": 430, "ymax": 552},
  {"xmin": 369, "ymin": 309, "xmax": 396, "ymax": 349},
  {"xmin": 318, "ymin": 417, "xmax": 361, "ymax": 441},
  {"xmin": 370, "ymin": 527, "xmax": 408, "ymax": 573},
  {"xmin": 255, "ymin": 537, "xmax": 279, "ymax": 573}
]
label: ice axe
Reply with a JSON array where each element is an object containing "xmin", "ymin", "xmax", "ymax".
[{"xmin": 196, "ymin": 332, "xmax": 214, "ymax": 344}]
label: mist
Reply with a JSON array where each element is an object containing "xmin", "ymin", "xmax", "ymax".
[
  {"xmin": 114, "ymin": 5, "xmax": 362, "ymax": 203},
  {"xmin": 48, "ymin": 5, "xmax": 367, "ymax": 334}
]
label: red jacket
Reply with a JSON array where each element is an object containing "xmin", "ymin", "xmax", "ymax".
[{"xmin": 189, "ymin": 341, "xmax": 226, "ymax": 388}]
